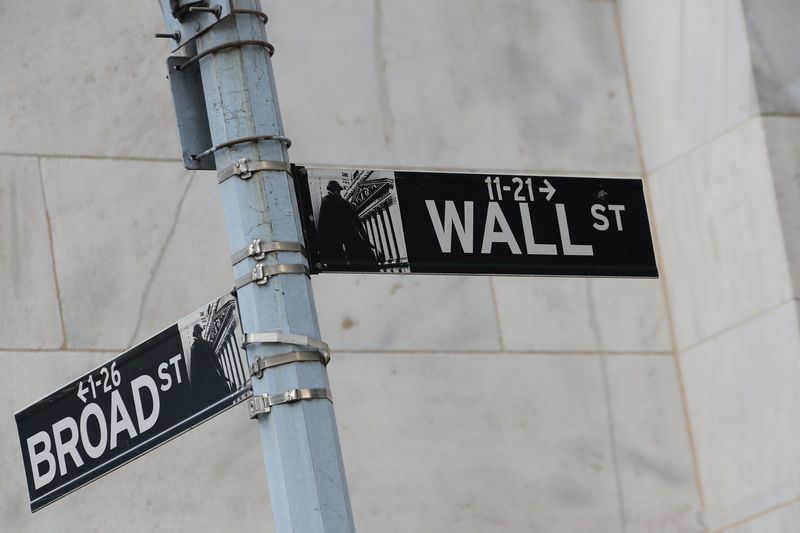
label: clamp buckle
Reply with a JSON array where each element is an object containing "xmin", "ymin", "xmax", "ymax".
[
  {"xmin": 243, "ymin": 331, "xmax": 330, "ymax": 377},
  {"xmin": 231, "ymin": 239, "xmax": 307, "ymax": 265},
  {"xmin": 249, "ymin": 239, "xmax": 267, "ymax": 261},
  {"xmin": 234, "ymin": 158, "xmax": 254, "ymax": 179},
  {"xmin": 234, "ymin": 263, "xmax": 310, "ymax": 290},
  {"xmin": 249, "ymin": 351, "xmax": 329, "ymax": 378},
  {"xmin": 217, "ymin": 158, "xmax": 291, "ymax": 184},
  {"xmin": 248, "ymin": 387, "xmax": 333, "ymax": 419}
]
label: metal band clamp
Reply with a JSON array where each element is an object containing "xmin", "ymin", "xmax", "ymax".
[
  {"xmin": 250, "ymin": 351, "xmax": 329, "ymax": 377},
  {"xmin": 218, "ymin": 158, "xmax": 291, "ymax": 183},
  {"xmin": 244, "ymin": 331, "xmax": 330, "ymax": 358},
  {"xmin": 234, "ymin": 263, "xmax": 309, "ymax": 290},
  {"xmin": 231, "ymin": 239, "xmax": 307, "ymax": 265},
  {"xmin": 176, "ymin": 39, "xmax": 275, "ymax": 72},
  {"xmin": 231, "ymin": 8, "xmax": 269, "ymax": 25},
  {"xmin": 248, "ymin": 388, "xmax": 333, "ymax": 419},
  {"xmin": 191, "ymin": 134, "xmax": 292, "ymax": 161}
]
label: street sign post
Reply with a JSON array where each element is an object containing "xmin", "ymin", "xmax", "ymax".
[
  {"xmin": 15, "ymin": 293, "xmax": 249, "ymax": 512},
  {"xmin": 294, "ymin": 167, "xmax": 658, "ymax": 278}
]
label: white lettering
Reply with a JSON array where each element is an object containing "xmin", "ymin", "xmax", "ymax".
[
  {"xmin": 168, "ymin": 354, "xmax": 183, "ymax": 384},
  {"xmin": 27, "ymin": 431, "xmax": 56, "ymax": 490},
  {"xmin": 556, "ymin": 204, "xmax": 593, "ymax": 256},
  {"xmin": 80, "ymin": 402, "xmax": 107, "ymax": 459},
  {"xmin": 52, "ymin": 416, "xmax": 84, "ymax": 476},
  {"xmin": 131, "ymin": 375, "xmax": 160, "ymax": 434},
  {"xmin": 519, "ymin": 203, "xmax": 557, "ymax": 255},
  {"xmin": 608, "ymin": 204, "xmax": 626, "ymax": 231},
  {"xmin": 425, "ymin": 200, "xmax": 474, "ymax": 253},
  {"xmin": 591, "ymin": 204, "xmax": 609, "ymax": 231},
  {"xmin": 158, "ymin": 362, "xmax": 172, "ymax": 392},
  {"xmin": 481, "ymin": 202, "xmax": 521, "ymax": 255},
  {"xmin": 109, "ymin": 389, "xmax": 137, "ymax": 450}
]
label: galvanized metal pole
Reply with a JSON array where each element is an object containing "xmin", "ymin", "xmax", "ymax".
[{"xmin": 190, "ymin": 2, "xmax": 355, "ymax": 531}]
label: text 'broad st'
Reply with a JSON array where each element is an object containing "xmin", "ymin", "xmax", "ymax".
[{"xmin": 15, "ymin": 294, "xmax": 248, "ymax": 512}]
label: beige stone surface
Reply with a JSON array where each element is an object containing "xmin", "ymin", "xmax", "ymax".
[
  {"xmin": 314, "ymin": 274, "xmax": 501, "ymax": 352},
  {"xmin": 725, "ymin": 500, "xmax": 800, "ymax": 533},
  {"xmin": 0, "ymin": 156, "xmax": 64, "ymax": 349},
  {"xmin": 604, "ymin": 356, "xmax": 704, "ymax": 533},
  {"xmin": 742, "ymin": 0, "xmax": 800, "ymax": 115},
  {"xmin": 0, "ymin": 2, "xmax": 178, "ymax": 159},
  {"xmin": 332, "ymin": 352, "xmax": 698, "ymax": 532},
  {"xmin": 1, "ymin": 0, "xmax": 638, "ymax": 173},
  {"xmin": 680, "ymin": 302, "xmax": 800, "ymax": 531},
  {"xmin": 493, "ymin": 277, "xmax": 670, "ymax": 353},
  {"xmin": 649, "ymin": 117, "xmax": 792, "ymax": 350},
  {"xmin": 764, "ymin": 117, "xmax": 800, "ymax": 297},
  {"xmin": 238, "ymin": 0, "xmax": 639, "ymax": 174},
  {"xmin": 618, "ymin": 0, "xmax": 758, "ymax": 172},
  {"xmin": 40, "ymin": 158, "xmax": 232, "ymax": 351}
]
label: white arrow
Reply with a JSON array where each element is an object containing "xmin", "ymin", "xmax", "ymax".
[
  {"xmin": 539, "ymin": 179, "xmax": 556, "ymax": 201},
  {"xmin": 77, "ymin": 379, "xmax": 89, "ymax": 403}
]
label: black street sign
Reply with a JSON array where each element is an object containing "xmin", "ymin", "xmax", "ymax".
[
  {"xmin": 15, "ymin": 293, "xmax": 250, "ymax": 512},
  {"xmin": 293, "ymin": 167, "xmax": 658, "ymax": 278}
]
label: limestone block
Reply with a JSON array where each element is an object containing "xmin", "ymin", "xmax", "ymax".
[
  {"xmin": 0, "ymin": 1, "xmax": 178, "ymax": 159},
  {"xmin": 680, "ymin": 302, "xmax": 800, "ymax": 531},
  {"xmin": 492, "ymin": 277, "xmax": 670, "ymax": 353},
  {"xmin": 743, "ymin": 0, "xmax": 800, "ymax": 115},
  {"xmin": 313, "ymin": 274, "xmax": 501, "ymax": 352},
  {"xmin": 273, "ymin": 0, "xmax": 638, "ymax": 174},
  {"xmin": 40, "ymin": 159, "xmax": 231, "ymax": 350},
  {"xmin": 618, "ymin": 0, "xmax": 758, "ymax": 172},
  {"xmin": 648, "ymin": 118, "xmax": 792, "ymax": 349},
  {"xmin": 725, "ymin": 500, "xmax": 800, "ymax": 533},
  {"xmin": 604, "ymin": 355, "xmax": 704, "ymax": 533},
  {"xmin": 0, "ymin": 156, "xmax": 63, "ymax": 349},
  {"xmin": 764, "ymin": 117, "xmax": 800, "ymax": 297},
  {"xmin": 331, "ymin": 352, "xmax": 623, "ymax": 532}
]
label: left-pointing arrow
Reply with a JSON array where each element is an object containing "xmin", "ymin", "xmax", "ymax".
[{"xmin": 77, "ymin": 379, "xmax": 88, "ymax": 403}]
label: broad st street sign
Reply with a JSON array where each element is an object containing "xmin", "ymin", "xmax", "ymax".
[
  {"xmin": 293, "ymin": 167, "xmax": 658, "ymax": 278},
  {"xmin": 15, "ymin": 293, "xmax": 249, "ymax": 512}
]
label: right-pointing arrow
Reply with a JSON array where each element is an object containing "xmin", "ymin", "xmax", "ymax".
[{"xmin": 539, "ymin": 179, "xmax": 556, "ymax": 201}]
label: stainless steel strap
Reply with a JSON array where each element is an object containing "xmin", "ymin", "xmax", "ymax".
[
  {"xmin": 218, "ymin": 158, "xmax": 291, "ymax": 183},
  {"xmin": 192, "ymin": 134, "xmax": 291, "ymax": 161},
  {"xmin": 230, "ymin": 239, "xmax": 307, "ymax": 266},
  {"xmin": 234, "ymin": 263, "xmax": 309, "ymax": 290},
  {"xmin": 250, "ymin": 351, "xmax": 329, "ymax": 377},
  {"xmin": 248, "ymin": 388, "xmax": 333, "ymax": 419},
  {"xmin": 243, "ymin": 331, "xmax": 330, "ymax": 358}
]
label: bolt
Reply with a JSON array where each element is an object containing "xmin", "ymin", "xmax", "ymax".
[
  {"xmin": 189, "ymin": 5, "xmax": 222, "ymax": 18},
  {"xmin": 154, "ymin": 32, "xmax": 181, "ymax": 41}
]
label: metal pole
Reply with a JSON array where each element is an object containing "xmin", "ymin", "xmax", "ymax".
[{"xmin": 191, "ymin": 3, "xmax": 355, "ymax": 531}]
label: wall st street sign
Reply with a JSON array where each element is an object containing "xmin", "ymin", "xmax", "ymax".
[
  {"xmin": 15, "ymin": 294, "xmax": 249, "ymax": 512},
  {"xmin": 294, "ymin": 167, "xmax": 658, "ymax": 278}
]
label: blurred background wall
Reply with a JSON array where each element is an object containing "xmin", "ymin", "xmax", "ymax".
[{"xmin": 0, "ymin": 1, "xmax": 798, "ymax": 531}]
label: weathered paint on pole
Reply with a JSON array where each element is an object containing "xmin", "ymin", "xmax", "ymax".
[{"xmin": 193, "ymin": 2, "xmax": 355, "ymax": 531}]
